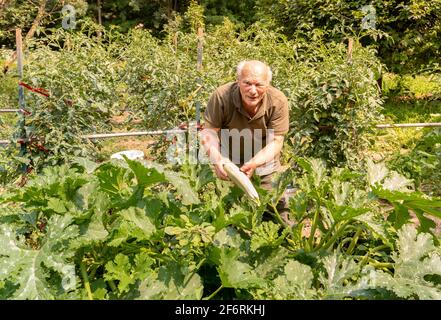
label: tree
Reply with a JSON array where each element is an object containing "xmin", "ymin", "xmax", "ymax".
[
  {"xmin": 0, "ymin": 0, "xmax": 88, "ymax": 48},
  {"xmin": 256, "ymin": 0, "xmax": 441, "ymax": 73}
]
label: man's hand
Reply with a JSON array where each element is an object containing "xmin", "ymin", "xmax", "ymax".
[
  {"xmin": 240, "ymin": 161, "xmax": 258, "ymax": 178},
  {"xmin": 240, "ymin": 135, "xmax": 284, "ymax": 178},
  {"xmin": 214, "ymin": 161, "xmax": 229, "ymax": 181}
]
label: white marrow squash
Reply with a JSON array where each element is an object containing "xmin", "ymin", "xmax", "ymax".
[{"xmin": 223, "ymin": 160, "xmax": 260, "ymax": 203}]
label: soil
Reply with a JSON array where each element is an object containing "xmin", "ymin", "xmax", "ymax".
[{"xmin": 100, "ymin": 136, "xmax": 157, "ymax": 161}]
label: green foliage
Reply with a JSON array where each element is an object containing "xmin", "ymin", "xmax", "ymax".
[
  {"xmin": 285, "ymin": 157, "xmax": 392, "ymax": 253},
  {"xmin": 388, "ymin": 128, "xmax": 441, "ymax": 196},
  {"xmin": 122, "ymin": 16, "xmax": 383, "ymax": 167},
  {"xmin": 0, "ymin": 157, "xmax": 441, "ymax": 299},
  {"xmin": 257, "ymin": 0, "xmax": 441, "ymax": 73},
  {"xmin": 22, "ymin": 23, "xmax": 120, "ymax": 163},
  {"xmin": 366, "ymin": 158, "xmax": 441, "ymax": 234},
  {"xmin": 1, "ymin": 1, "xmax": 440, "ymax": 301},
  {"xmin": 0, "ymin": 58, "xmax": 17, "ymax": 111},
  {"xmin": 285, "ymin": 40, "xmax": 383, "ymax": 167},
  {"xmin": 0, "ymin": 21, "xmax": 123, "ymax": 181},
  {"xmin": 361, "ymin": 224, "xmax": 441, "ymax": 299},
  {"xmin": 0, "ymin": 214, "xmax": 79, "ymax": 299},
  {"xmin": 0, "ymin": 4, "xmax": 384, "ymax": 182},
  {"xmin": 183, "ymin": 0, "xmax": 205, "ymax": 33},
  {"xmin": 264, "ymin": 260, "xmax": 317, "ymax": 299},
  {"xmin": 383, "ymin": 73, "xmax": 441, "ymax": 98},
  {"xmin": 203, "ymin": 0, "xmax": 257, "ymax": 27},
  {"xmin": 93, "ymin": 0, "xmax": 171, "ymax": 35},
  {"xmin": 0, "ymin": 0, "xmax": 88, "ymax": 47},
  {"xmin": 250, "ymin": 221, "xmax": 288, "ymax": 251}
]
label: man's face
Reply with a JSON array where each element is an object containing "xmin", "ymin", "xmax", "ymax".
[{"xmin": 238, "ymin": 66, "xmax": 269, "ymax": 110}]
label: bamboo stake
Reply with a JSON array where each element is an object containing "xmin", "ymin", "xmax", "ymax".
[
  {"xmin": 0, "ymin": 129, "xmax": 185, "ymax": 145},
  {"xmin": 83, "ymin": 129, "xmax": 185, "ymax": 139},
  {"xmin": 2, "ymin": 122, "xmax": 441, "ymax": 146},
  {"xmin": 375, "ymin": 122, "xmax": 441, "ymax": 128}
]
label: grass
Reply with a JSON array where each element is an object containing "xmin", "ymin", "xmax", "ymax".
[
  {"xmin": 382, "ymin": 72, "xmax": 441, "ymax": 98},
  {"xmin": 0, "ymin": 113, "xmax": 19, "ymax": 140},
  {"xmin": 97, "ymin": 136, "xmax": 157, "ymax": 162},
  {"xmin": 382, "ymin": 99, "xmax": 441, "ymax": 123},
  {"xmin": 370, "ymin": 99, "xmax": 441, "ymax": 157},
  {"xmin": 370, "ymin": 73, "xmax": 441, "ymax": 155},
  {"xmin": 367, "ymin": 73, "xmax": 441, "ymax": 195}
]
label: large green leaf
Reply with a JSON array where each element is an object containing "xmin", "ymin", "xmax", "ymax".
[
  {"xmin": 250, "ymin": 221, "xmax": 288, "ymax": 252},
  {"xmin": 107, "ymin": 207, "xmax": 156, "ymax": 246},
  {"xmin": 71, "ymin": 157, "xmax": 100, "ymax": 174},
  {"xmin": 382, "ymin": 171, "xmax": 414, "ymax": 192},
  {"xmin": 366, "ymin": 159, "xmax": 392, "ymax": 187},
  {"xmin": 296, "ymin": 157, "xmax": 327, "ymax": 189},
  {"xmin": 104, "ymin": 252, "xmax": 155, "ymax": 294},
  {"xmin": 95, "ymin": 163, "xmax": 134, "ymax": 208},
  {"xmin": 270, "ymin": 260, "xmax": 316, "ymax": 299},
  {"xmin": 125, "ymin": 158, "xmax": 166, "ymax": 187},
  {"xmin": 355, "ymin": 212, "xmax": 393, "ymax": 247},
  {"xmin": 77, "ymin": 211, "xmax": 109, "ymax": 244},
  {"xmin": 253, "ymin": 247, "xmax": 291, "ymax": 280},
  {"xmin": 374, "ymin": 187, "xmax": 441, "ymax": 219},
  {"xmin": 217, "ymin": 248, "xmax": 266, "ymax": 289},
  {"xmin": 136, "ymin": 262, "xmax": 203, "ymax": 300},
  {"xmin": 126, "ymin": 159, "xmax": 200, "ymax": 205},
  {"xmin": 163, "ymin": 171, "xmax": 200, "ymax": 205},
  {"xmin": 363, "ymin": 224, "xmax": 441, "ymax": 299},
  {"xmin": 318, "ymin": 251, "xmax": 360, "ymax": 299},
  {"xmin": 0, "ymin": 215, "xmax": 78, "ymax": 299}
]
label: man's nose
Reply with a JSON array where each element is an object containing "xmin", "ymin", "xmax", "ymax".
[{"xmin": 249, "ymin": 85, "xmax": 257, "ymax": 94}]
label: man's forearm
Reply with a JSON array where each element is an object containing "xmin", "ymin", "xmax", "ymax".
[
  {"xmin": 248, "ymin": 135, "xmax": 284, "ymax": 167},
  {"xmin": 200, "ymin": 128, "xmax": 230, "ymax": 180},
  {"xmin": 200, "ymin": 128, "xmax": 223, "ymax": 164}
]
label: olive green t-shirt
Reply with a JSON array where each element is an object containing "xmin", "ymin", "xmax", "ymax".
[{"xmin": 203, "ymin": 81, "xmax": 289, "ymax": 176}]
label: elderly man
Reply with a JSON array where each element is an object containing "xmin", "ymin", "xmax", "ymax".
[{"xmin": 200, "ymin": 60, "xmax": 289, "ymax": 192}]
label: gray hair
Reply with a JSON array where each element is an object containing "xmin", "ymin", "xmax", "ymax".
[{"xmin": 236, "ymin": 60, "xmax": 273, "ymax": 83}]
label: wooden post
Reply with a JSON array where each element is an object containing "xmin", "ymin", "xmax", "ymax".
[
  {"xmin": 16, "ymin": 29, "xmax": 24, "ymax": 107},
  {"xmin": 375, "ymin": 122, "xmax": 441, "ymax": 129},
  {"xmin": 3, "ymin": 0, "xmax": 46, "ymax": 74},
  {"xmin": 347, "ymin": 38, "xmax": 353, "ymax": 64},
  {"xmin": 346, "ymin": 38, "xmax": 355, "ymax": 149},
  {"xmin": 172, "ymin": 33, "xmax": 178, "ymax": 53},
  {"xmin": 97, "ymin": 0, "xmax": 102, "ymax": 38}
]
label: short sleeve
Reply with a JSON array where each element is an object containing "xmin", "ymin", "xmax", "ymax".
[
  {"xmin": 268, "ymin": 95, "xmax": 289, "ymax": 136},
  {"xmin": 203, "ymin": 90, "xmax": 224, "ymax": 129}
]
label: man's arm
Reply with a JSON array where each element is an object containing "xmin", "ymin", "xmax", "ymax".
[
  {"xmin": 240, "ymin": 135, "xmax": 284, "ymax": 178},
  {"xmin": 199, "ymin": 128, "xmax": 229, "ymax": 180}
]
